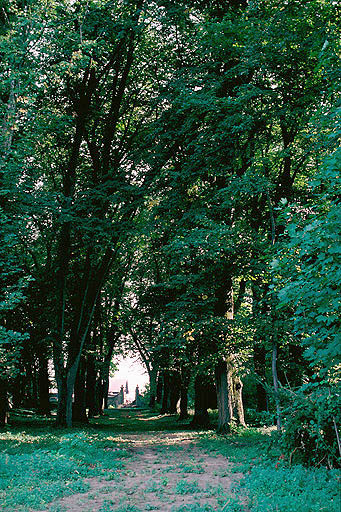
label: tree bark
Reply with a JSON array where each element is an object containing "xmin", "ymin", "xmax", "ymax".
[
  {"xmin": 156, "ymin": 376, "xmax": 163, "ymax": 404},
  {"xmin": 55, "ymin": 371, "xmax": 67, "ymax": 426},
  {"xmin": 73, "ymin": 356, "xmax": 88, "ymax": 422},
  {"xmin": 178, "ymin": 367, "xmax": 190, "ymax": 420},
  {"xmin": 160, "ymin": 371, "xmax": 170, "ymax": 414},
  {"xmin": 37, "ymin": 353, "xmax": 50, "ymax": 415},
  {"xmin": 215, "ymin": 359, "xmax": 231, "ymax": 433},
  {"xmin": 148, "ymin": 367, "xmax": 158, "ymax": 409},
  {"xmin": 253, "ymin": 344, "xmax": 267, "ymax": 411},
  {"xmin": 102, "ymin": 361, "xmax": 110, "ymax": 410},
  {"xmin": 168, "ymin": 371, "xmax": 181, "ymax": 414},
  {"xmin": 190, "ymin": 374, "xmax": 210, "ymax": 428},
  {"xmin": 272, "ymin": 340, "xmax": 282, "ymax": 431},
  {"xmin": 0, "ymin": 379, "xmax": 8, "ymax": 426},
  {"xmin": 234, "ymin": 376, "xmax": 246, "ymax": 427},
  {"xmin": 86, "ymin": 352, "xmax": 97, "ymax": 418}
]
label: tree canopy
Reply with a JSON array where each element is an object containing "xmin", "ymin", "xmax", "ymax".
[{"xmin": 0, "ymin": 0, "xmax": 340, "ymax": 466}]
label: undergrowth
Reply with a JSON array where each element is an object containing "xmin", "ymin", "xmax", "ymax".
[
  {"xmin": 199, "ymin": 429, "xmax": 340, "ymax": 512},
  {"xmin": 0, "ymin": 416, "xmax": 131, "ymax": 511}
]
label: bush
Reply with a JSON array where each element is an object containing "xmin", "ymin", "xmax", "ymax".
[{"xmin": 279, "ymin": 385, "xmax": 341, "ymax": 467}]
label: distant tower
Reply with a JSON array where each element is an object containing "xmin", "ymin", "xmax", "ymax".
[
  {"xmin": 119, "ymin": 385, "xmax": 124, "ymax": 405},
  {"xmin": 125, "ymin": 381, "xmax": 129, "ymax": 394},
  {"xmin": 135, "ymin": 385, "xmax": 141, "ymax": 407}
]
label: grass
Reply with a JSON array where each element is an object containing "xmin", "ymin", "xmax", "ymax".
[
  {"xmin": 174, "ymin": 479, "xmax": 202, "ymax": 495},
  {"xmin": 198, "ymin": 428, "xmax": 340, "ymax": 512},
  {"xmin": 177, "ymin": 462, "xmax": 205, "ymax": 473},
  {"xmin": 0, "ymin": 410, "xmax": 138, "ymax": 511},
  {"xmin": 0, "ymin": 409, "xmax": 339, "ymax": 512}
]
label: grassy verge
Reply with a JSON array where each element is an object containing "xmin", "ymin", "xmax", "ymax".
[
  {"xmin": 0, "ymin": 411, "xmax": 134, "ymax": 511},
  {"xmin": 198, "ymin": 428, "xmax": 340, "ymax": 512}
]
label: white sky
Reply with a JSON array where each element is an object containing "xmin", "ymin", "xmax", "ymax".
[{"xmin": 109, "ymin": 355, "xmax": 149, "ymax": 402}]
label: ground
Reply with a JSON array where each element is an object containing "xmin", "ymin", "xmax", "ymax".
[
  {"xmin": 0, "ymin": 409, "xmax": 339, "ymax": 512},
  {"xmin": 44, "ymin": 428, "xmax": 244, "ymax": 512}
]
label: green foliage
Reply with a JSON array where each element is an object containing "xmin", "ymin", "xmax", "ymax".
[
  {"xmin": 177, "ymin": 462, "xmax": 205, "ymax": 473},
  {"xmin": 200, "ymin": 427, "xmax": 339, "ymax": 512},
  {"xmin": 228, "ymin": 464, "xmax": 339, "ymax": 512},
  {"xmin": 175, "ymin": 480, "xmax": 201, "ymax": 495},
  {"xmin": 279, "ymin": 385, "xmax": 341, "ymax": 467}
]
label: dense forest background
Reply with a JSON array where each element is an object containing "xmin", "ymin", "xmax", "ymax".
[{"xmin": 0, "ymin": 0, "xmax": 340, "ymax": 468}]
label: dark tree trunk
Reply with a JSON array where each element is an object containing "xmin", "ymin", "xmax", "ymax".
[
  {"xmin": 179, "ymin": 386, "xmax": 189, "ymax": 420},
  {"xmin": 102, "ymin": 361, "xmax": 110, "ymax": 410},
  {"xmin": 55, "ymin": 371, "xmax": 67, "ymax": 426},
  {"xmin": 96, "ymin": 377, "xmax": 104, "ymax": 415},
  {"xmin": 37, "ymin": 353, "xmax": 50, "ymax": 415},
  {"xmin": 73, "ymin": 356, "xmax": 88, "ymax": 422},
  {"xmin": 272, "ymin": 340, "xmax": 282, "ymax": 431},
  {"xmin": 168, "ymin": 371, "xmax": 181, "ymax": 414},
  {"xmin": 251, "ymin": 281, "xmax": 268, "ymax": 412},
  {"xmin": 215, "ymin": 360, "xmax": 230, "ymax": 433},
  {"xmin": 55, "ymin": 363, "xmax": 79, "ymax": 427},
  {"xmin": 148, "ymin": 368, "xmax": 158, "ymax": 409},
  {"xmin": 288, "ymin": 343, "xmax": 305, "ymax": 388},
  {"xmin": 253, "ymin": 344, "xmax": 267, "ymax": 412},
  {"xmin": 23, "ymin": 358, "xmax": 38, "ymax": 409},
  {"xmin": 178, "ymin": 367, "xmax": 190, "ymax": 420},
  {"xmin": 12, "ymin": 374, "xmax": 23, "ymax": 408},
  {"xmin": 86, "ymin": 352, "xmax": 97, "ymax": 418},
  {"xmin": 160, "ymin": 371, "xmax": 170, "ymax": 414},
  {"xmin": 156, "ymin": 376, "xmax": 163, "ymax": 404},
  {"xmin": 0, "ymin": 379, "xmax": 8, "ymax": 426},
  {"xmin": 190, "ymin": 374, "xmax": 210, "ymax": 428}
]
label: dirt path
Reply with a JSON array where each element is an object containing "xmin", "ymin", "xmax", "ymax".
[{"xmin": 46, "ymin": 430, "xmax": 244, "ymax": 512}]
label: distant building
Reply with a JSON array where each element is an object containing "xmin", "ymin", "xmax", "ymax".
[{"xmin": 107, "ymin": 389, "xmax": 124, "ymax": 408}]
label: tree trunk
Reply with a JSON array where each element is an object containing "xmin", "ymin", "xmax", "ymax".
[
  {"xmin": 287, "ymin": 343, "xmax": 304, "ymax": 388},
  {"xmin": 102, "ymin": 361, "xmax": 110, "ymax": 410},
  {"xmin": 251, "ymin": 282, "xmax": 268, "ymax": 412},
  {"xmin": 178, "ymin": 367, "xmax": 190, "ymax": 420},
  {"xmin": 86, "ymin": 352, "xmax": 97, "ymax": 418},
  {"xmin": 12, "ymin": 374, "xmax": 24, "ymax": 408},
  {"xmin": 96, "ymin": 376, "xmax": 104, "ymax": 415},
  {"xmin": 66, "ymin": 364, "xmax": 78, "ymax": 427},
  {"xmin": 190, "ymin": 374, "xmax": 210, "ymax": 428},
  {"xmin": 168, "ymin": 371, "xmax": 181, "ymax": 414},
  {"xmin": 234, "ymin": 376, "xmax": 246, "ymax": 427},
  {"xmin": 226, "ymin": 358, "xmax": 235, "ymax": 422},
  {"xmin": 253, "ymin": 344, "xmax": 267, "ymax": 412},
  {"xmin": 55, "ymin": 363, "xmax": 78, "ymax": 427},
  {"xmin": 0, "ymin": 379, "xmax": 8, "ymax": 426},
  {"xmin": 148, "ymin": 368, "xmax": 158, "ymax": 409},
  {"xmin": 179, "ymin": 385, "xmax": 189, "ymax": 420},
  {"xmin": 73, "ymin": 357, "xmax": 88, "ymax": 422},
  {"xmin": 55, "ymin": 370, "xmax": 67, "ymax": 426},
  {"xmin": 215, "ymin": 360, "xmax": 231, "ymax": 433},
  {"xmin": 156, "ymin": 376, "xmax": 163, "ymax": 404},
  {"xmin": 272, "ymin": 340, "xmax": 282, "ymax": 431},
  {"xmin": 37, "ymin": 353, "xmax": 50, "ymax": 415},
  {"xmin": 160, "ymin": 371, "xmax": 170, "ymax": 414}
]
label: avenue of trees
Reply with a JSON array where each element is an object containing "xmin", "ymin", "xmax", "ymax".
[{"xmin": 0, "ymin": 0, "xmax": 340, "ymax": 467}]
